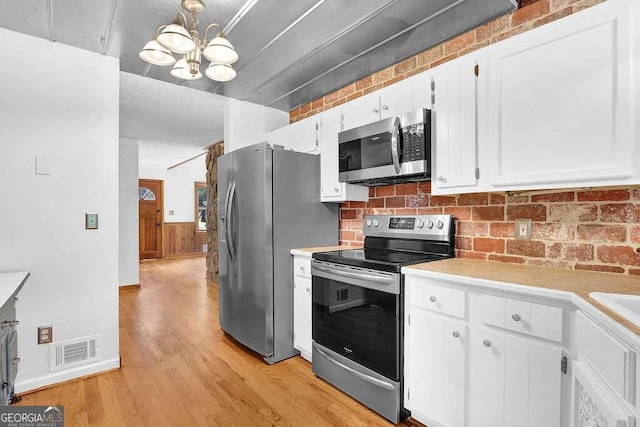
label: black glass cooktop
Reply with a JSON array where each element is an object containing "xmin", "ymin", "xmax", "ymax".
[{"xmin": 312, "ymin": 248, "xmax": 449, "ymax": 273}]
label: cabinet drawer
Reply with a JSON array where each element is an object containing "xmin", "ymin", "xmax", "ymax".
[
  {"xmin": 409, "ymin": 280, "xmax": 466, "ymax": 319},
  {"xmin": 480, "ymin": 295, "xmax": 563, "ymax": 343},
  {"xmin": 294, "ymin": 257, "xmax": 311, "ymax": 279},
  {"xmin": 575, "ymin": 311, "xmax": 635, "ymax": 403}
]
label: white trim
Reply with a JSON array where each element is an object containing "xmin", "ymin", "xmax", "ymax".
[{"xmin": 14, "ymin": 357, "xmax": 120, "ymax": 394}]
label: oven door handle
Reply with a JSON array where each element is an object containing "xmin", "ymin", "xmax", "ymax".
[
  {"xmin": 390, "ymin": 115, "xmax": 402, "ymax": 174},
  {"xmin": 315, "ymin": 346, "xmax": 396, "ymax": 391},
  {"xmin": 312, "ymin": 263, "xmax": 395, "ymax": 286}
]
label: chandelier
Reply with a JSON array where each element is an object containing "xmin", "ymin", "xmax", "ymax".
[{"xmin": 139, "ymin": 0, "xmax": 238, "ymax": 82}]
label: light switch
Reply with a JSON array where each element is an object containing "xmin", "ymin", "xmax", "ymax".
[
  {"xmin": 85, "ymin": 213, "xmax": 99, "ymax": 230},
  {"xmin": 35, "ymin": 156, "xmax": 52, "ymax": 175}
]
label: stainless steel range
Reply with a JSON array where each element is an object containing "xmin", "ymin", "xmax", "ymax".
[{"xmin": 310, "ymin": 214, "xmax": 455, "ymax": 423}]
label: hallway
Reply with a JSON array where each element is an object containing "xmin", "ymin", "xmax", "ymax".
[{"xmin": 17, "ymin": 257, "xmax": 412, "ymax": 426}]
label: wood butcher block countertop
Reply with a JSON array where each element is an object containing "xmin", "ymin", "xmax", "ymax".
[{"xmin": 404, "ymin": 258, "xmax": 640, "ymax": 336}]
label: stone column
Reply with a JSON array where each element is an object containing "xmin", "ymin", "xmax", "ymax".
[{"xmin": 206, "ymin": 142, "xmax": 224, "ymax": 284}]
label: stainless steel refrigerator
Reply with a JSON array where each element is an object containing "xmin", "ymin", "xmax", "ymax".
[{"xmin": 217, "ymin": 142, "xmax": 339, "ymax": 364}]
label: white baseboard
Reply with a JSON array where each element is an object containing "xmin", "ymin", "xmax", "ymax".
[{"xmin": 14, "ymin": 357, "xmax": 121, "ymax": 394}]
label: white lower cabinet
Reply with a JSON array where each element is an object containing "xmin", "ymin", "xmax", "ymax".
[
  {"xmin": 405, "ymin": 308, "xmax": 467, "ymax": 427},
  {"xmin": 405, "ymin": 276, "xmax": 565, "ymax": 427},
  {"xmin": 571, "ymin": 359, "xmax": 635, "ymax": 427},
  {"xmin": 292, "ymin": 253, "xmax": 312, "ymax": 361},
  {"xmin": 471, "ymin": 329, "xmax": 562, "ymax": 427}
]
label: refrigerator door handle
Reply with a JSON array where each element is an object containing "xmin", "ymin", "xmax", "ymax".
[
  {"xmin": 227, "ymin": 181, "xmax": 237, "ymax": 261},
  {"xmin": 223, "ymin": 182, "xmax": 233, "ymax": 259}
]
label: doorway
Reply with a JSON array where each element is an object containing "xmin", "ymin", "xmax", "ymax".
[{"xmin": 139, "ymin": 179, "xmax": 164, "ymax": 260}]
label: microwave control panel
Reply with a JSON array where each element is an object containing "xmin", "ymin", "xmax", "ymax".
[{"xmin": 401, "ymin": 123, "xmax": 425, "ymax": 162}]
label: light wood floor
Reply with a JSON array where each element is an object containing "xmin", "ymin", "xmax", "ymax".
[{"xmin": 17, "ymin": 257, "xmax": 422, "ymax": 426}]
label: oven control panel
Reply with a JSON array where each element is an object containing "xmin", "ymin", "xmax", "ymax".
[{"xmin": 364, "ymin": 215, "xmax": 453, "ymax": 242}]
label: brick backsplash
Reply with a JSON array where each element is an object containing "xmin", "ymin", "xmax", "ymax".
[
  {"xmin": 338, "ymin": 184, "xmax": 640, "ymax": 275},
  {"xmin": 287, "ymin": 0, "xmax": 640, "ymax": 274}
]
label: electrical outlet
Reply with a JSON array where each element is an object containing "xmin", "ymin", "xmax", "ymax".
[
  {"xmin": 515, "ymin": 219, "xmax": 532, "ymax": 240},
  {"xmin": 38, "ymin": 326, "xmax": 53, "ymax": 344}
]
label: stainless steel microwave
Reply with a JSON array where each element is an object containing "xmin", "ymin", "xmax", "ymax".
[{"xmin": 338, "ymin": 108, "xmax": 431, "ymax": 186}]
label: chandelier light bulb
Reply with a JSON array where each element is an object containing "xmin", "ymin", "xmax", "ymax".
[
  {"xmin": 171, "ymin": 57, "xmax": 203, "ymax": 80},
  {"xmin": 203, "ymin": 33, "xmax": 238, "ymax": 64},
  {"xmin": 157, "ymin": 23, "xmax": 196, "ymax": 54},
  {"xmin": 205, "ymin": 63, "xmax": 236, "ymax": 82},
  {"xmin": 139, "ymin": 40, "xmax": 176, "ymax": 66}
]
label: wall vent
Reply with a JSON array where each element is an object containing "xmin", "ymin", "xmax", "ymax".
[{"xmin": 50, "ymin": 335, "xmax": 101, "ymax": 372}]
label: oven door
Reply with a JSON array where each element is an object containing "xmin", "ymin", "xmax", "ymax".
[{"xmin": 311, "ymin": 260, "xmax": 401, "ymax": 381}]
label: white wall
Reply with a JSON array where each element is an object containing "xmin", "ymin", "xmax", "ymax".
[
  {"xmin": 0, "ymin": 29, "xmax": 120, "ymax": 391},
  {"xmin": 224, "ymin": 98, "xmax": 289, "ymax": 152},
  {"xmin": 119, "ymin": 138, "xmax": 139, "ymax": 287},
  {"xmin": 139, "ymin": 156, "xmax": 206, "ymax": 223}
]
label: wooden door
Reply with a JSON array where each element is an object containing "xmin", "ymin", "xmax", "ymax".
[{"xmin": 138, "ymin": 179, "xmax": 163, "ymax": 260}]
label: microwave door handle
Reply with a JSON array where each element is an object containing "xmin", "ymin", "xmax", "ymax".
[{"xmin": 390, "ymin": 115, "xmax": 402, "ymax": 174}]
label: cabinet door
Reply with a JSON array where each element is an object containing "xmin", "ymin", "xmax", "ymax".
[
  {"xmin": 378, "ymin": 80, "xmax": 414, "ymax": 119},
  {"xmin": 340, "ymin": 93, "xmax": 381, "ymax": 131},
  {"xmin": 319, "ymin": 109, "xmax": 369, "ymax": 202},
  {"xmin": 474, "ymin": 329, "xmax": 562, "ymax": 427},
  {"xmin": 267, "ymin": 117, "xmax": 319, "ymax": 154},
  {"xmin": 293, "ymin": 276, "xmax": 312, "ymax": 361},
  {"xmin": 406, "ymin": 308, "xmax": 466, "ymax": 427},
  {"xmin": 572, "ymin": 360, "xmax": 635, "ymax": 427},
  {"xmin": 431, "ymin": 55, "xmax": 479, "ymax": 194},
  {"xmin": 486, "ymin": 1, "xmax": 635, "ymax": 190}
]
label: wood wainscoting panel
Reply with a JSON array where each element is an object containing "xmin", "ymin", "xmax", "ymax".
[{"xmin": 164, "ymin": 222, "xmax": 207, "ymax": 258}]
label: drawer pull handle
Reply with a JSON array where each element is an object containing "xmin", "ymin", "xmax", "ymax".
[
  {"xmin": 11, "ymin": 358, "xmax": 19, "ymax": 365},
  {"xmin": 483, "ymin": 339, "xmax": 492, "ymax": 348},
  {"xmin": 452, "ymin": 331, "xmax": 460, "ymax": 338},
  {"xmin": 429, "ymin": 296, "xmax": 437, "ymax": 303},
  {"xmin": 512, "ymin": 313, "xmax": 521, "ymax": 322}
]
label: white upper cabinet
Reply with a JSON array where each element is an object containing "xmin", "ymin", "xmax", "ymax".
[
  {"xmin": 485, "ymin": 0, "xmax": 639, "ymax": 191},
  {"xmin": 430, "ymin": 55, "xmax": 482, "ymax": 195},
  {"xmin": 341, "ymin": 79, "xmax": 415, "ymax": 131},
  {"xmin": 319, "ymin": 109, "xmax": 369, "ymax": 202},
  {"xmin": 266, "ymin": 115, "xmax": 320, "ymax": 154}
]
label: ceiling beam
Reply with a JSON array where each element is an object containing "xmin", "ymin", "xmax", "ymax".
[
  {"xmin": 100, "ymin": 0, "xmax": 120, "ymax": 55},
  {"xmin": 46, "ymin": 0, "xmax": 55, "ymax": 42}
]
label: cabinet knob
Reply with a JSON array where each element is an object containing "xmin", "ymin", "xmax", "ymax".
[
  {"xmin": 11, "ymin": 358, "xmax": 19, "ymax": 365},
  {"xmin": 437, "ymin": 176, "xmax": 448, "ymax": 183},
  {"xmin": 334, "ymin": 187, "xmax": 339, "ymax": 193},
  {"xmin": 373, "ymin": 108, "xmax": 379, "ymax": 114},
  {"xmin": 429, "ymin": 296, "xmax": 437, "ymax": 303},
  {"xmin": 306, "ymin": 287, "xmax": 310, "ymax": 292},
  {"xmin": 483, "ymin": 339, "xmax": 492, "ymax": 348},
  {"xmin": 512, "ymin": 313, "xmax": 521, "ymax": 322},
  {"xmin": 382, "ymin": 105, "xmax": 389, "ymax": 111},
  {"xmin": 299, "ymin": 266, "xmax": 305, "ymax": 271},
  {"xmin": 452, "ymin": 331, "xmax": 460, "ymax": 338}
]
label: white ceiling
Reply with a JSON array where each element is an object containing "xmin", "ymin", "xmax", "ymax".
[{"xmin": 120, "ymin": 72, "xmax": 226, "ymax": 168}]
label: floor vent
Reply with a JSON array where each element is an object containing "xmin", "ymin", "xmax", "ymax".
[{"xmin": 50, "ymin": 335, "xmax": 101, "ymax": 372}]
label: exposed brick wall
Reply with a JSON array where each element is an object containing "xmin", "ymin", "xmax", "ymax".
[
  {"xmin": 340, "ymin": 185, "xmax": 640, "ymax": 275},
  {"xmin": 289, "ymin": 0, "xmax": 604, "ymax": 124},
  {"xmin": 287, "ymin": 0, "xmax": 640, "ymax": 275}
]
